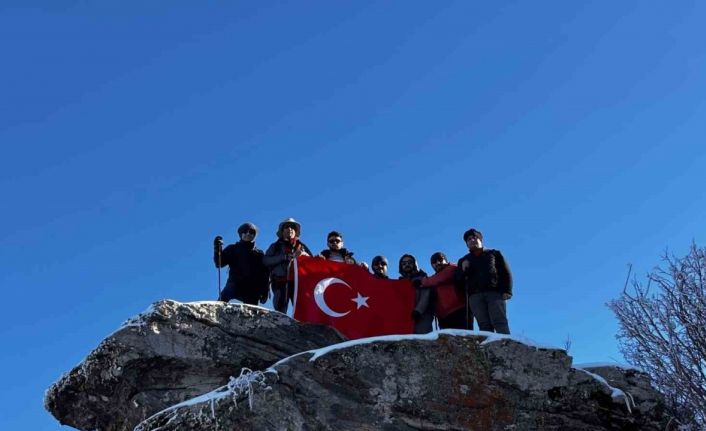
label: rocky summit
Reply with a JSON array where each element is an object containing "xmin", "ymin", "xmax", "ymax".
[
  {"xmin": 46, "ymin": 301, "xmax": 672, "ymax": 430},
  {"xmin": 44, "ymin": 300, "xmax": 344, "ymax": 431}
]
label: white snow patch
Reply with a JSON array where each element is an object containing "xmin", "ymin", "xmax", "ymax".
[
  {"xmin": 574, "ymin": 362, "xmax": 644, "ymax": 373},
  {"xmin": 137, "ymin": 368, "xmax": 274, "ymax": 428},
  {"xmin": 266, "ymin": 329, "xmax": 561, "ymax": 369},
  {"xmin": 118, "ymin": 303, "xmax": 157, "ymax": 331},
  {"xmin": 576, "ymin": 368, "xmax": 633, "ymax": 413}
]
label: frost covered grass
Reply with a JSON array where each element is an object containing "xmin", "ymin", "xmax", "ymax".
[
  {"xmin": 136, "ymin": 368, "xmax": 275, "ymax": 430},
  {"xmin": 226, "ymin": 368, "xmax": 272, "ymax": 411}
]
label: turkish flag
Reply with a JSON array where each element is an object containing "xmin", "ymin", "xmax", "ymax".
[{"xmin": 293, "ymin": 256, "xmax": 415, "ymax": 340}]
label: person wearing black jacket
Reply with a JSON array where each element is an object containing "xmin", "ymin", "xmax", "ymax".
[
  {"xmin": 319, "ymin": 231, "xmax": 357, "ymax": 264},
  {"xmin": 213, "ymin": 222, "xmax": 269, "ymax": 305},
  {"xmin": 399, "ymin": 254, "xmax": 434, "ymax": 334},
  {"xmin": 263, "ymin": 218, "xmax": 312, "ymax": 313},
  {"xmin": 371, "ymin": 255, "xmax": 389, "ymax": 279},
  {"xmin": 455, "ymin": 228, "xmax": 513, "ymax": 334}
]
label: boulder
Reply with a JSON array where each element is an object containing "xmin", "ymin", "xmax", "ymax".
[
  {"xmin": 135, "ymin": 332, "xmax": 669, "ymax": 430},
  {"xmin": 44, "ymin": 300, "xmax": 345, "ymax": 431}
]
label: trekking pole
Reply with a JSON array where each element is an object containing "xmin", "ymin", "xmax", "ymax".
[{"xmin": 215, "ymin": 236, "xmax": 223, "ymax": 300}]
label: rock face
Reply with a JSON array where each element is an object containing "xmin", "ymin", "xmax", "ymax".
[
  {"xmin": 44, "ymin": 300, "xmax": 345, "ymax": 431},
  {"xmin": 135, "ymin": 333, "xmax": 670, "ymax": 431},
  {"xmin": 580, "ymin": 365, "xmax": 667, "ymax": 423},
  {"xmin": 46, "ymin": 300, "xmax": 671, "ymax": 431}
]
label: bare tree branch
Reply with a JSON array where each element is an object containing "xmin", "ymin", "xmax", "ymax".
[{"xmin": 607, "ymin": 243, "xmax": 706, "ymax": 427}]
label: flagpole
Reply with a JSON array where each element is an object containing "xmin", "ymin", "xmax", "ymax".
[{"xmin": 290, "ymin": 257, "xmax": 299, "ymax": 318}]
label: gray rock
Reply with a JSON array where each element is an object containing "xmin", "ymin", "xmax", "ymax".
[
  {"xmin": 581, "ymin": 365, "xmax": 669, "ymax": 426},
  {"xmin": 44, "ymin": 300, "xmax": 345, "ymax": 431},
  {"xmin": 135, "ymin": 332, "xmax": 668, "ymax": 431}
]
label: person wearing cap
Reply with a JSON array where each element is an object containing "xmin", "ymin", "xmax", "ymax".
[
  {"xmin": 399, "ymin": 254, "xmax": 434, "ymax": 334},
  {"xmin": 415, "ymin": 252, "xmax": 471, "ymax": 330},
  {"xmin": 455, "ymin": 228, "xmax": 513, "ymax": 334},
  {"xmin": 263, "ymin": 218, "xmax": 312, "ymax": 313},
  {"xmin": 213, "ymin": 222, "xmax": 270, "ymax": 305},
  {"xmin": 370, "ymin": 255, "xmax": 389, "ymax": 279}
]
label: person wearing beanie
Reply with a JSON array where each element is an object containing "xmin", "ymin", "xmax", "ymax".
[
  {"xmin": 263, "ymin": 218, "xmax": 312, "ymax": 313},
  {"xmin": 416, "ymin": 252, "xmax": 471, "ymax": 330},
  {"xmin": 455, "ymin": 228, "xmax": 513, "ymax": 334},
  {"xmin": 213, "ymin": 222, "xmax": 269, "ymax": 305},
  {"xmin": 398, "ymin": 254, "xmax": 434, "ymax": 334},
  {"xmin": 370, "ymin": 255, "xmax": 389, "ymax": 279}
]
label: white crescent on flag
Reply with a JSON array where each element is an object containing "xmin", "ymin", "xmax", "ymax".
[{"xmin": 313, "ymin": 277, "xmax": 352, "ymax": 317}]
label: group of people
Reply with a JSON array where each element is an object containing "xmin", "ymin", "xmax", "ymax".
[{"xmin": 213, "ymin": 218, "xmax": 513, "ymax": 335}]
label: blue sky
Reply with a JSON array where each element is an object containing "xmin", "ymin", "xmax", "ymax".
[{"xmin": 2, "ymin": 2, "xmax": 705, "ymax": 429}]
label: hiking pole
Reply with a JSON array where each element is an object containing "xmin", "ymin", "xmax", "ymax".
[{"xmin": 215, "ymin": 236, "xmax": 223, "ymax": 300}]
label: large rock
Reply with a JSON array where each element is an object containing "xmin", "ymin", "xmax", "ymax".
[
  {"xmin": 135, "ymin": 332, "xmax": 669, "ymax": 431},
  {"xmin": 579, "ymin": 364, "xmax": 668, "ymax": 425},
  {"xmin": 44, "ymin": 300, "xmax": 345, "ymax": 431}
]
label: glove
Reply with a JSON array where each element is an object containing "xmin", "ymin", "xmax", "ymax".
[
  {"xmin": 411, "ymin": 310, "xmax": 421, "ymax": 322},
  {"xmin": 412, "ymin": 278, "xmax": 423, "ymax": 289},
  {"xmin": 213, "ymin": 236, "xmax": 224, "ymax": 248}
]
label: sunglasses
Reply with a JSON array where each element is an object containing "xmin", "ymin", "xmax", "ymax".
[
  {"xmin": 373, "ymin": 262, "xmax": 387, "ymax": 266},
  {"xmin": 283, "ymin": 224, "xmax": 297, "ymax": 230},
  {"xmin": 328, "ymin": 238, "xmax": 342, "ymax": 244},
  {"xmin": 432, "ymin": 259, "xmax": 446, "ymax": 265},
  {"xmin": 241, "ymin": 229, "xmax": 256, "ymax": 235}
]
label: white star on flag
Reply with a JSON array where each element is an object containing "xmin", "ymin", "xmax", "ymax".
[{"xmin": 351, "ymin": 292, "xmax": 369, "ymax": 309}]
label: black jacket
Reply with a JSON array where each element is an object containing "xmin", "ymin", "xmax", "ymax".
[
  {"xmin": 319, "ymin": 248, "xmax": 356, "ymax": 264},
  {"xmin": 455, "ymin": 249, "xmax": 512, "ymax": 296},
  {"xmin": 398, "ymin": 254, "xmax": 434, "ymax": 334},
  {"xmin": 214, "ymin": 241, "xmax": 269, "ymax": 302}
]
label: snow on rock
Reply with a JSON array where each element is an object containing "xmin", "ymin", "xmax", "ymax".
[
  {"xmin": 137, "ymin": 330, "xmax": 672, "ymax": 431},
  {"xmin": 44, "ymin": 299, "xmax": 344, "ymax": 431},
  {"xmin": 46, "ymin": 299, "xmax": 672, "ymax": 431}
]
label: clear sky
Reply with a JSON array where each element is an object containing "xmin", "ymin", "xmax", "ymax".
[{"xmin": 2, "ymin": 2, "xmax": 705, "ymax": 429}]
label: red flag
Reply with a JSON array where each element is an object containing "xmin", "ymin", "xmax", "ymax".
[{"xmin": 293, "ymin": 256, "xmax": 415, "ymax": 339}]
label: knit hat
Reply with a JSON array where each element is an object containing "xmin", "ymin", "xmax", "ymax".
[
  {"xmin": 430, "ymin": 252, "xmax": 447, "ymax": 264},
  {"xmin": 237, "ymin": 222, "xmax": 258, "ymax": 236},
  {"xmin": 463, "ymin": 228, "xmax": 483, "ymax": 242},
  {"xmin": 372, "ymin": 255, "xmax": 388, "ymax": 266}
]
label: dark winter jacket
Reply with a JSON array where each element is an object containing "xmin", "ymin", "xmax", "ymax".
[
  {"xmin": 399, "ymin": 254, "xmax": 434, "ymax": 334},
  {"xmin": 263, "ymin": 239, "xmax": 313, "ymax": 282},
  {"xmin": 455, "ymin": 249, "xmax": 512, "ymax": 296},
  {"xmin": 320, "ymin": 248, "xmax": 356, "ymax": 264},
  {"xmin": 214, "ymin": 241, "xmax": 269, "ymax": 302}
]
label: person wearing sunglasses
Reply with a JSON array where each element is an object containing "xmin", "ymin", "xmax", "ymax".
[
  {"xmin": 414, "ymin": 252, "xmax": 471, "ymax": 330},
  {"xmin": 455, "ymin": 228, "xmax": 513, "ymax": 334},
  {"xmin": 213, "ymin": 222, "xmax": 270, "ymax": 305},
  {"xmin": 399, "ymin": 254, "xmax": 434, "ymax": 334},
  {"xmin": 263, "ymin": 218, "xmax": 312, "ymax": 313},
  {"xmin": 319, "ymin": 231, "xmax": 357, "ymax": 264}
]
